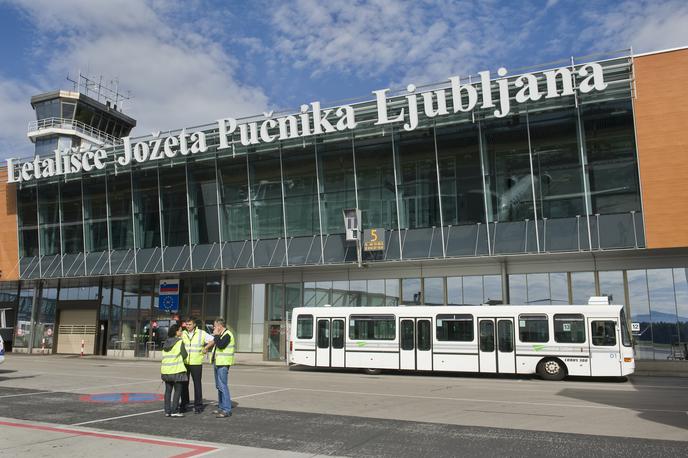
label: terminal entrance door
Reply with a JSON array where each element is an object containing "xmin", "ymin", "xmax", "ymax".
[{"xmin": 266, "ymin": 321, "xmax": 286, "ymax": 361}]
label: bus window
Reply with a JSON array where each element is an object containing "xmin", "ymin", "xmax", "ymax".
[
  {"xmin": 436, "ymin": 314, "xmax": 474, "ymax": 341},
  {"xmin": 401, "ymin": 320, "xmax": 414, "ymax": 350},
  {"xmin": 349, "ymin": 315, "xmax": 396, "ymax": 340},
  {"xmin": 554, "ymin": 314, "xmax": 585, "ymax": 343},
  {"xmin": 317, "ymin": 320, "xmax": 329, "ymax": 349},
  {"xmin": 591, "ymin": 321, "xmax": 616, "ymax": 346},
  {"xmin": 417, "ymin": 320, "xmax": 431, "ymax": 351},
  {"xmin": 480, "ymin": 320, "xmax": 495, "ymax": 352},
  {"xmin": 332, "ymin": 320, "xmax": 344, "ymax": 349},
  {"xmin": 518, "ymin": 315, "xmax": 549, "ymax": 343},
  {"xmin": 498, "ymin": 320, "xmax": 513, "ymax": 352},
  {"xmin": 297, "ymin": 315, "xmax": 313, "ymax": 339},
  {"xmin": 620, "ymin": 310, "xmax": 632, "ymax": 347}
]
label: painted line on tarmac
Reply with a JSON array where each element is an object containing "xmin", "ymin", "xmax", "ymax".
[
  {"xmin": 71, "ymin": 387, "xmax": 292, "ymax": 426},
  {"xmin": 71, "ymin": 408, "xmax": 165, "ymax": 426},
  {"xmin": 0, "ymin": 380, "xmax": 160, "ymax": 399},
  {"xmin": 0, "ymin": 419, "xmax": 218, "ymax": 457},
  {"xmin": 285, "ymin": 387, "xmax": 688, "ymax": 414},
  {"xmin": 231, "ymin": 387, "xmax": 291, "ymax": 399}
]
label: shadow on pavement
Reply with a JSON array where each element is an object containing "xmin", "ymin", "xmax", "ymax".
[{"xmin": 556, "ymin": 375, "xmax": 688, "ymax": 430}]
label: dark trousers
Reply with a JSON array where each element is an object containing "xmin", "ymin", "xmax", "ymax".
[
  {"xmin": 164, "ymin": 381, "xmax": 183, "ymax": 414},
  {"xmin": 180, "ymin": 365, "xmax": 204, "ymax": 410}
]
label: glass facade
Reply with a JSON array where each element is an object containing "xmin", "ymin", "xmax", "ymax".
[
  {"xmin": 14, "ymin": 57, "xmax": 644, "ymax": 279},
  {"xmin": 5, "ymin": 268, "xmax": 687, "ymax": 361}
]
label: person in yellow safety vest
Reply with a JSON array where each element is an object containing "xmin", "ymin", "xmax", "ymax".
[
  {"xmin": 180, "ymin": 318, "xmax": 214, "ymax": 414},
  {"xmin": 203, "ymin": 318, "xmax": 235, "ymax": 418},
  {"xmin": 160, "ymin": 324, "xmax": 188, "ymax": 417}
]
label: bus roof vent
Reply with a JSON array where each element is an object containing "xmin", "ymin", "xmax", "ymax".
[{"xmin": 588, "ymin": 296, "xmax": 611, "ymax": 305}]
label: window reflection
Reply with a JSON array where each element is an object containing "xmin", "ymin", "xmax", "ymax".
[
  {"xmin": 673, "ymin": 268, "xmax": 688, "ymax": 345},
  {"xmin": 188, "ymin": 159, "xmax": 220, "ymax": 245},
  {"xmin": 447, "ymin": 277, "xmax": 463, "ymax": 305},
  {"xmin": 320, "ymin": 138, "xmax": 356, "ymax": 234},
  {"xmin": 281, "ymin": 141, "xmax": 320, "ymax": 238},
  {"xmin": 627, "ymin": 270, "xmax": 653, "ymax": 360},
  {"xmin": 526, "ymin": 273, "xmax": 550, "ymax": 304},
  {"xmin": 571, "ymin": 272, "xmax": 595, "ymax": 304},
  {"xmin": 646, "ymin": 269, "xmax": 679, "ymax": 359},
  {"xmin": 598, "ymin": 271, "xmax": 625, "ymax": 305},
  {"xmin": 509, "ymin": 274, "xmax": 527, "ymax": 304},
  {"xmin": 482, "ymin": 113, "xmax": 534, "ymax": 223},
  {"xmin": 550, "ymin": 273, "xmax": 569, "ymax": 304},
  {"xmin": 402, "ymin": 278, "xmax": 422, "ymax": 305},
  {"xmin": 423, "ymin": 277, "xmax": 444, "ymax": 305},
  {"xmin": 463, "ymin": 276, "xmax": 483, "ymax": 305},
  {"xmin": 354, "ymin": 132, "xmax": 397, "ymax": 230},
  {"xmin": 396, "ymin": 128, "xmax": 440, "ymax": 229},
  {"xmin": 436, "ymin": 121, "xmax": 483, "ymax": 225}
]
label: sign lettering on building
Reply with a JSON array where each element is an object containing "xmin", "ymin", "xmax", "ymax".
[{"xmin": 5, "ymin": 62, "xmax": 609, "ymax": 183}]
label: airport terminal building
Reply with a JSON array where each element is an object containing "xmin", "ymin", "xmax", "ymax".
[{"xmin": 0, "ymin": 47, "xmax": 686, "ymax": 365}]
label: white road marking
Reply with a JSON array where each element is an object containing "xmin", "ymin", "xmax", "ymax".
[
  {"xmin": 278, "ymin": 386, "xmax": 688, "ymax": 414},
  {"xmin": 0, "ymin": 380, "xmax": 160, "ymax": 399},
  {"xmin": 71, "ymin": 408, "xmax": 164, "ymax": 426},
  {"xmin": 232, "ymin": 388, "xmax": 291, "ymax": 399}
]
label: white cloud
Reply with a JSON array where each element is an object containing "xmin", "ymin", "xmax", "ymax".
[
  {"xmin": 580, "ymin": 0, "xmax": 688, "ymax": 54},
  {"xmin": 0, "ymin": 77, "xmax": 40, "ymax": 157},
  {"xmin": 0, "ymin": 0, "xmax": 269, "ymax": 160},
  {"xmin": 268, "ymin": 0, "xmax": 688, "ymax": 90},
  {"xmin": 268, "ymin": 0, "xmax": 536, "ymax": 86}
]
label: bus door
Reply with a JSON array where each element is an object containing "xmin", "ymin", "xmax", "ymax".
[
  {"xmin": 316, "ymin": 318, "xmax": 345, "ymax": 367},
  {"xmin": 496, "ymin": 318, "xmax": 516, "ymax": 374},
  {"xmin": 400, "ymin": 318, "xmax": 432, "ymax": 371},
  {"xmin": 479, "ymin": 318, "xmax": 515, "ymax": 374},
  {"xmin": 331, "ymin": 318, "xmax": 345, "ymax": 367},
  {"xmin": 316, "ymin": 318, "xmax": 330, "ymax": 367},
  {"xmin": 588, "ymin": 317, "xmax": 622, "ymax": 376},
  {"xmin": 479, "ymin": 319, "xmax": 497, "ymax": 373}
]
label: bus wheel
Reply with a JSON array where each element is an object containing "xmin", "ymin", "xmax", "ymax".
[
  {"xmin": 537, "ymin": 358, "xmax": 567, "ymax": 381},
  {"xmin": 364, "ymin": 368, "xmax": 382, "ymax": 375}
]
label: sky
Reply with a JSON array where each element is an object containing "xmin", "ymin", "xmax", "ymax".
[{"xmin": 0, "ymin": 0, "xmax": 687, "ymax": 160}]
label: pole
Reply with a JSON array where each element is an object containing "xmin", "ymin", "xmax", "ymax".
[
  {"xmin": 27, "ymin": 280, "xmax": 40, "ymax": 354},
  {"xmin": 219, "ymin": 272, "xmax": 227, "ymax": 320},
  {"xmin": 80, "ymin": 339, "xmax": 85, "ymax": 357}
]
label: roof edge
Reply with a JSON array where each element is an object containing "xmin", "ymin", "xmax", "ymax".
[{"xmin": 633, "ymin": 45, "xmax": 688, "ymax": 58}]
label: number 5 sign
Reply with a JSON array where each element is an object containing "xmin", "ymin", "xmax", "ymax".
[{"xmin": 363, "ymin": 228, "xmax": 385, "ymax": 252}]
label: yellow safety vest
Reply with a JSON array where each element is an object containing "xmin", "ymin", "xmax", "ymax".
[
  {"xmin": 212, "ymin": 329, "xmax": 235, "ymax": 366},
  {"xmin": 161, "ymin": 340, "xmax": 186, "ymax": 375},
  {"xmin": 183, "ymin": 328, "xmax": 208, "ymax": 366}
]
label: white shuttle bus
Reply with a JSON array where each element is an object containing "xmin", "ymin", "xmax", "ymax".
[{"xmin": 289, "ymin": 302, "xmax": 634, "ymax": 380}]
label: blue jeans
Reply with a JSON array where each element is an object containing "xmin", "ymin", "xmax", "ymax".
[{"xmin": 214, "ymin": 365, "xmax": 231, "ymax": 413}]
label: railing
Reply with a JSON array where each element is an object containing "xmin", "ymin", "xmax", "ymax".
[{"xmin": 27, "ymin": 117, "xmax": 122, "ymax": 146}]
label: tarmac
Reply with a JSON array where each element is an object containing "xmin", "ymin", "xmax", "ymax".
[{"xmin": 0, "ymin": 354, "xmax": 687, "ymax": 457}]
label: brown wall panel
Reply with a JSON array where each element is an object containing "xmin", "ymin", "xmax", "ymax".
[
  {"xmin": 0, "ymin": 167, "xmax": 19, "ymax": 280},
  {"xmin": 634, "ymin": 49, "xmax": 688, "ymax": 249}
]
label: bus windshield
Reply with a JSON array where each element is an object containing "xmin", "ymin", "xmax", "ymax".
[{"xmin": 620, "ymin": 309, "xmax": 632, "ymax": 347}]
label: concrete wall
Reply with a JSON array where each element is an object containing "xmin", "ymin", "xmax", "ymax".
[
  {"xmin": 634, "ymin": 48, "xmax": 688, "ymax": 249},
  {"xmin": 0, "ymin": 167, "xmax": 18, "ymax": 281}
]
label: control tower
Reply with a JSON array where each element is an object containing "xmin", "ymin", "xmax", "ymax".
[{"xmin": 27, "ymin": 74, "xmax": 136, "ymax": 156}]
